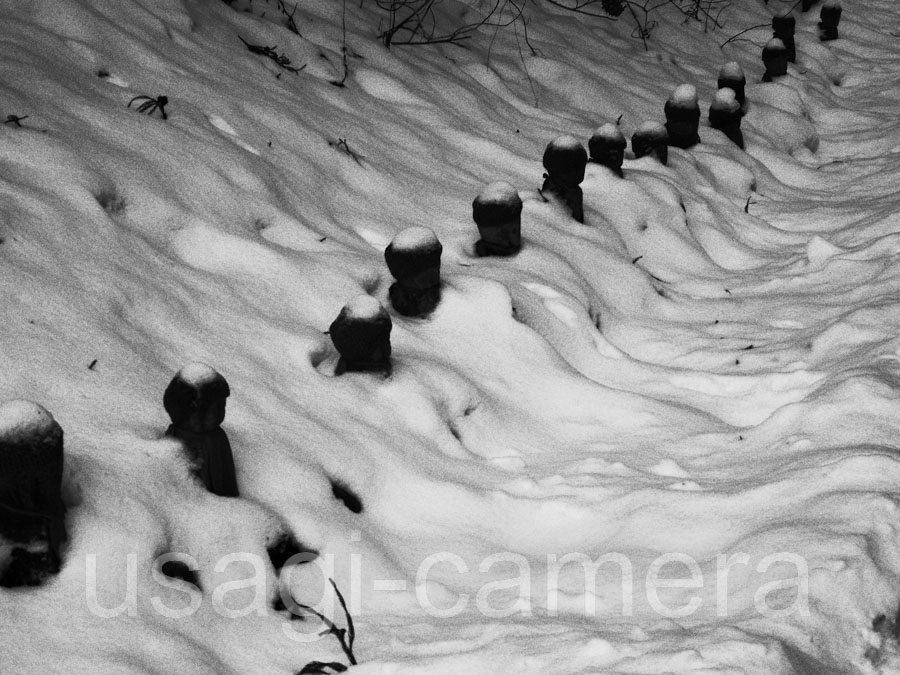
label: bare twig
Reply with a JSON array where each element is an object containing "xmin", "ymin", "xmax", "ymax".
[
  {"xmin": 543, "ymin": 0, "xmax": 616, "ymax": 19},
  {"xmin": 720, "ymin": 22, "xmax": 768, "ymax": 48},
  {"xmin": 295, "ymin": 579, "xmax": 358, "ymax": 666},
  {"xmin": 377, "ymin": 0, "xmax": 519, "ymax": 47},
  {"xmin": 239, "ymin": 36, "xmax": 306, "ymax": 74},
  {"xmin": 333, "ymin": 0, "xmax": 350, "ymax": 87},
  {"xmin": 328, "ymin": 138, "xmax": 366, "ymax": 165},
  {"xmin": 276, "ymin": 0, "xmax": 302, "ymax": 35}
]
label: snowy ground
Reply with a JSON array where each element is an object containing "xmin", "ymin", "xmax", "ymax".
[{"xmin": 2, "ymin": 0, "xmax": 900, "ymax": 672}]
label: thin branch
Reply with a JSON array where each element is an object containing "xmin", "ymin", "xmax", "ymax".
[
  {"xmin": 543, "ymin": 0, "xmax": 616, "ymax": 19},
  {"xmin": 720, "ymin": 22, "xmax": 768, "ymax": 48},
  {"xmin": 276, "ymin": 0, "xmax": 302, "ymax": 35},
  {"xmin": 239, "ymin": 35, "xmax": 306, "ymax": 74},
  {"xmin": 333, "ymin": 0, "xmax": 350, "ymax": 86},
  {"xmin": 294, "ymin": 579, "xmax": 357, "ymax": 666}
]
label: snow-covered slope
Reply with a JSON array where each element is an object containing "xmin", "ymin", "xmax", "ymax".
[{"xmin": 2, "ymin": 0, "xmax": 900, "ymax": 672}]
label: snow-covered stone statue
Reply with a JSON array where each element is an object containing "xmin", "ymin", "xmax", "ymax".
[
  {"xmin": 472, "ymin": 181, "xmax": 523, "ymax": 256},
  {"xmin": 542, "ymin": 135, "xmax": 588, "ymax": 223},
  {"xmin": 664, "ymin": 84, "xmax": 701, "ymax": 150},
  {"xmin": 762, "ymin": 38, "xmax": 789, "ymax": 82},
  {"xmin": 631, "ymin": 121, "xmax": 669, "ymax": 165},
  {"xmin": 384, "ymin": 227, "xmax": 442, "ymax": 318},
  {"xmin": 164, "ymin": 363, "xmax": 239, "ymax": 498},
  {"xmin": 329, "ymin": 295, "xmax": 392, "ymax": 375},
  {"xmin": 819, "ymin": 0, "xmax": 841, "ymax": 41},
  {"xmin": 772, "ymin": 13, "xmax": 796, "ymax": 63},
  {"xmin": 709, "ymin": 88, "xmax": 744, "ymax": 149},
  {"xmin": 717, "ymin": 62, "xmax": 746, "ymax": 113},
  {"xmin": 0, "ymin": 400, "xmax": 67, "ymax": 587},
  {"xmin": 588, "ymin": 123, "xmax": 627, "ymax": 177}
]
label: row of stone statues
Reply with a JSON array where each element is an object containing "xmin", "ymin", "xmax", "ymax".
[
  {"xmin": 0, "ymin": 363, "xmax": 245, "ymax": 586},
  {"xmin": 762, "ymin": 3, "xmax": 843, "ymax": 82},
  {"xmin": 0, "ymin": 4, "xmax": 847, "ymax": 586}
]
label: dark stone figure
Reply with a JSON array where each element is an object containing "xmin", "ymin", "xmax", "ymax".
[
  {"xmin": 632, "ymin": 122, "xmax": 669, "ymax": 165},
  {"xmin": 709, "ymin": 88, "xmax": 744, "ymax": 150},
  {"xmin": 717, "ymin": 62, "xmax": 747, "ymax": 113},
  {"xmin": 541, "ymin": 135, "xmax": 588, "ymax": 223},
  {"xmin": 472, "ymin": 181, "xmax": 523, "ymax": 256},
  {"xmin": 384, "ymin": 227, "xmax": 442, "ymax": 318},
  {"xmin": 588, "ymin": 123, "xmax": 627, "ymax": 177},
  {"xmin": 762, "ymin": 38, "xmax": 789, "ymax": 82},
  {"xmin": 164, "ymin": 363, "xmax": 239, "ymax": 497},
  {"xmin": 0, "ymin": 400, "xmax": 68, "ymax": 587},
  {"xmin": 664, "ymin": 85, "xmax": 701, "ymax": 150},
  {"xmin": 802, "ymin": 0, "xmax": 818, "ymax": 11},
  {"xmin": 772, "ymin": 13, "xmax": 796, "ymax": 63},
  {"xmin": 819, "ymin": 1, "xmax": 841, "ymax": 41},
  {"xmin": 329, "ymin": 296, "xmax": 392, "ymax": 375}
]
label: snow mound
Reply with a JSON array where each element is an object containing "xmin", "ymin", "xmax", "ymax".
[
  {"xmin": 475, "ymin": 181, "xmax": 522, "ymax": 207},
  {"xmin": 712, "ymin": 88, "xmax": 740, "ymax": 112},
  {"xmin": 824, "ymin": 0, "xmax": 841, "ymax": 8},
  {"xmin": 593, "ymin": 123, "xmax": 625, "ymax": 142},
  {"xmin": 669, "ymin": 84, "xmax": 698, "ymax": 107},
  {"xmin": 342, "ymin": 294, "xmax": 387, "ymax": 321},
  {"xmin": 391, "ymin": 227, "xmax": 440, "ymax": 252},
  {"xmin": 175, "ymin": 362, "xmax": 221, "ymax": 387},
  {"xmin": 766, "ymin": 37, "xmax": 786, "ymax": 50},
  {"xmin": 637, "ymin": 120, "xmax": 666, "ymax": 134},
  {"xmin": 0, "ymin": 400, "xmax": 61, "ymax": 445},
  {"xmin": 547, "ymin": 134, "xmax": 584, "ymax": 152},
  {"xmin": 720, "ymin": 61, "xmax": 745, "ymax": 79}
]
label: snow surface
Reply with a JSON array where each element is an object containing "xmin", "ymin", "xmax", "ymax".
[
  {"xmin": 720, "ymin": 61, "xmax": 745, "ymax": 80},
  {"xmin": 175, "ymin": 362, "xmax": 222, "ymax": 388},
  {"xmin": 3, "ymin": 0, "xmax": 900, "ymax": 673},
  {"xmin": 547, "ymin": 134, "xmax": 585, "ymax": 152},
  {"xmin": 669, "ymin": 84, "xmax": 698, "ymax": 107},
  {"xmin": 0, "ymin": 400, "xmax": 59, "ymax": 445},
  {"xmin": 712, "ymin": 88, "xmax": 740, "ymax": 113},
  {"xmin": 475, "ymin": 181, "xmax": 522, "ymax": 207},
  {"xmin": 390, "ymin": 227, "xmax": 440, "ymax": 253},
  {"xmin": 593, "ymin": 123, "xmax": 625, "ymax": 143},
  {"xmin": 341, "ymin": 295, "xmax": 387, "ymax": 321},
  {"xmin": 636, "ymin": 120, "xmax": 666, "ymax": 135}
]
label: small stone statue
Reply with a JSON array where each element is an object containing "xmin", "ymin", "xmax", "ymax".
[
  {"xmin": 772, "ymin": 13, "xmax": 796, "ymax": 63},
  {"xmin": 0, "ymin": 400, "xmax": 68, "ymax": 586},
  {"xmin": 664, "ymin": 84, "xmax": 701, "ymax": 150},
  {"xmin": 819, "ymin": 0, "xmax": 841, "ymax": 41},
  {"xmin": 473, "ymin": 181, "xmax": 523, "ymax": 256},
  {"xmin": 542, "ymin": 135, "xmax": 588, "ymax": 223},
  {"xmin": 762, "ymin": 38, "xmax": 789, "ymax": 82},
  {"xmin": 588, "ymin": 123, "xmax": 627, "ymax": 177},
  {"xmin": 717, "ymin": 62, "xmax": 747, "ymax": 113},
  {"xmin": 631, "ymin": 121, "xmax": 669, "ymax": 165},
  {"xmin": 329, "ymin": 296, "xmax": 392, "ymax": 375},
  {"xmin": 384, "ymin": 227, "xmax": 442, "ymax": 318},
  {"xmin": 709, "ymin": 88, "xmax": 744, "ymax": 149},
  {"xmin": 164, "ymin": 363, "xmax": 239, "ymax": 497},
  {"xmin": 802, "ymin": 0, "xmax": 818, "ymax": 12}
]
